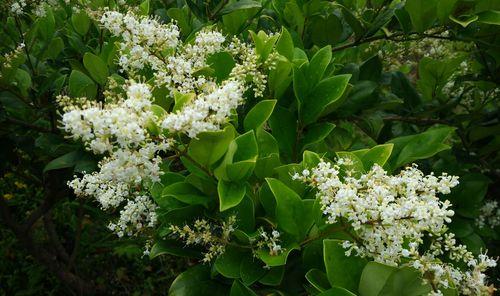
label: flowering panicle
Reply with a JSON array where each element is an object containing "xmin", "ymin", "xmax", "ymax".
[
  {"xmin": 169, "ymin": 216, "xmax": 236, "ymax": 263},
  {"xmin": 295, "ymin": 159, "xmax": 496, "ymax": 295},
  {"xmin": 476, "ymin": 200, "xmax": 500, "ymax": 229},
  {"xmin": 161, "ymin": 80, "xmax": 244, "ymax": 138},
  {"xmin": 63, "ymin": 82, "xmax": 173, "ymax": 236},
  {"xmin": 99, "ymin": 10, "xmax": 180, "ymax": 75},
  {"xmin": 0, "ymin": 42, "xmax": 25, "ymax": 78},
  {"xmin": 107, "ymin": 195, "xmax": 157, "ymax": 238},
  {"xmin": 9, "ymin": 0, "xmax": 66, "ymax": 16},
  {"xmin": 60, "ymin": 82, "xmax": 158, "ymax": 154},
  {"xmin": 61, "ymin": 9, "xmax": 273, "ymax": 238},
  {"xmin": 255, "ymin": 228, "xmax": 283, "ymax": 256},
  {"xmin": 10, "ymin": 0, "xmax": 26, "ymax": 15}
]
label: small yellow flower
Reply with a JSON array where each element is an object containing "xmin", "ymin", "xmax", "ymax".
[
  {"xmin": 3, "ymin": 193, "xmax": 14, "ymax": 200},
  {"xmin": 14, "ymin": 181, "xmax": 27, "ymax": 189}
]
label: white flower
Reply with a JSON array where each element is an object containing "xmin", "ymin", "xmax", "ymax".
[
  {"xmin": 10, "ymin": 0, "xmax": 26, "ymax": 15},
  {"xmin": 298, "ymin": 159, "xmax": 495, "ymax": 295},
  {"xmin": 161, "ymin": 80, "xmax": 244, "ymax": 138}
]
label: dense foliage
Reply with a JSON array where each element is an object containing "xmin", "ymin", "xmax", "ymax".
[{"xmin": 1, "ymin": 0, "xmax": 499, "ymax": 295}]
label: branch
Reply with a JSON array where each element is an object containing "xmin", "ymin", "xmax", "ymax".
[
  {"xmin": 3, "ymin": 117, "xmax": 52, "ymax": 133},
  {"xmin": 68, "ymin": 199, "xmax": 85, "ymax": 271},
  {"xmin": 0, "ymin": 191, "xmax": 101, "ymax": 294},
  {"xmin": 43, "ymin": 210, "xmax": 70, "ymax": 263},
  {"xmin": 382, "ymin": 115, "xmax": 448, "ymax": 125}
]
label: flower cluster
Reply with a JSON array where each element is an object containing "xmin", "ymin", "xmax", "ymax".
[
  {"xmin": 107, "ymin": 195, "xmax": 158, "ymax": 238},
  {"xmin": 295, "ymin": 159, "xmax": 496, "ymax": 295},
  {"xmin": 97, "ymin": 10, "xmax": 272, "ymax": 138},
  {"xmin": 62, "ymin": 82, "xmax": 173, "ymax": 236},
  {"xmin": 99, "ymin": 10, "xmax": 180, "ymax": 75},
  {"xmin": 0, "ymin": 42, "xmax": 25, "ymax": 79},
  {"xmin": 61, "ymin": 9, "xmax": 272, "ymax": 238},
  {"xmin": 169, "ymin": 216, "xmax": 236, "ymax": 263},
  {"xmin": 367, "ymin": 30, "xmax": 472, "ymax": 72},
  {"xmin": 8, "ymin": 0, "xmax": 65, "ymax": 16},
  {"xmin": 255, "ymin": 228, "xmax": 283, "ymax": 256},
  {"xmin": 60, "ymin": 82, "xmax": 159, "ymax": 154},
  {"xmin": 161, "ymin": 81, "xmax": 244, "ymax": 138},
  {"xmin": 10, "ymin": 0, "xmax": 26, "ymax": 15},
  {"xmin": 476, "ymin": 200, "xmax": 500, "ymax": 229}
]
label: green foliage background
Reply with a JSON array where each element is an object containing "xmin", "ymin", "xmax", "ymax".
[{"xmin": 0, "ymin": 0, "xmax": 499, "ymax": 295}]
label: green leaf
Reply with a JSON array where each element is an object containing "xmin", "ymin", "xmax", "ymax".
[
  {"xmin": 13, "ymin": 69, "xmax": 31, "ymax": 96},
  {"xmin": 359, "ymin": 262, "xmax": 431, "ymax": 296},
  {"xmin": 150, "ymin": 239, "xmax": 201, "ymax": 259},
  {"xmin": 450, "ymin": 14, "xmax": 479, "ymax": 27},
  {"xmin": 269, "ymin": 60, "xmax": 293, "ymax": 99},
  {"xmin": 395, "ymin": 8, "xmax": 413, "ymax": 33},
  {"xmin": 378, "ymin": 266, "xmax": 431, "ymax": 296},
  {"xmin": 437, "ymin": 0, "xmax": 458, "ymax": 22},
  {"xmin": 391, "ymin": 71, "xmax": 421, "ymax": 109},
  {"xmin": 240, "ymin": 255, "xmax": 266, "ymax": 285},
  {"xmin": 188, "ymin": 125, "xmax": 235, "ymax": 168},
  {"xmin": 342, "ymin": 7, "xmax": 365, "ymax": 39},
  {"xmin": 139, "ymin": 0, "xmax": 150, "ymax": 15},
  {"xmin": 169, "ymin": 265, "xmax": 228, "ymax": 296},
  {"xmin": 168, "ymin": 7, "xmax": 191, "ymax": 35},
  {"xmin": 71, "ymin": 11, "xmax": 91, "ymax": 35},
  {"xmin": 318, "ymin": 287, "xmax": 357, "ymax": 296},
  {"xmin": 300, "ymin": 123, "xmax": 335, "ymax": 151},
  {"xmin": 336, "ymin": 151, "xmax": 365, "ymax": 177},
  {"xmin": 449, "ymin": 173, "xmax": 490, "ymax": 217},
  {"xmin": 255, "ymin": 242, "xmax": 299, "ymax": 267},
  {"xmin": 42, "ymin": 149, "xmax": 95, "ymax": 174},
  {"xmin": 365, "ymin": 7, "xmax": 395, "ymax": 37},
  {"xmin": 387, "ymin": 126, "xmax": 455, "ymax": 171},
  {"xmin": 276, "ymin": 27, "xmax": 294, "ymax": 61},
  {"xmin": 405, "ymin": 0, "xmax": 437, "ymax": 32},
  {"xmin": 359, "ymin": 55, "xmax": 382, "ymax": 82},
  {"xmin": 357, "ymin": 144, "xmax": 394, "ymax": 170},
  {"xmin": 37, "ymin": 8, "xmax": 55, "ymax": 41},
  {"xmin": 244, "ymin": 100, "xmax": 277, "ymax": 131},
  {"xmin": 162, "ymin": 182, "xmax": 210, "ymax": 208},
  {"xmin": 219, "ymin": 0, "xmax": 261, "ymax": 15},
  {"xmin": 43, "ymin": 150, "xmax": 86, "ymax": 173},
  {"xmin": 69, "ymin": 70, "xmax": 97, "ymax": 99},
  {"xmin": 215, "ymin": 131, "xmax": 258, "ymax": 181},
  {"xmin": 305, "ymin": 269, "xmax": 331, "ymax": 292},
  {"xmin": 269, "ymin": 106, "xmax": 297, "ymax": 160},
  {"xmin": 172, "ymin": 91, "xmax": 196, "ymax": 112},
  {"xmin": 478, "ymin": 10, "xmax": 500, "ymax": 25},
  {"xmin": 258, "ymin": 266, "xmax": 285, "ymax": 286},
  {"xmin": 83, "ymin": 53, "xmax": 109, "ymax": 85},
  {"xmin": 250, "ymin": 31, "xmax": 279, "ymax": 61},
  {"xmin": 449, "ymin": 217, "xmax": 474, "ymax": 238},
  {"xmin": 230, "ymin": 280, "xmax": 258, "ymax": 296},
  {"xmin": 265, "ymin": 178, "xmax": 307, "ymax": 239},
  {"xmin": 417, "ymin": 57, "xmax": 463, "ymax": 100},
  {"xmin": 324, "ymin": 239, "xmax": 367, "ymax": 293},
  {"xmin": 301, "ymin": 74, "xmax": 351, "ymax": 125},
  {"xmin": 215, "ymin": 246, "xmax": 246, "ymax": 278},
  {"xmin": 359, "ymin": 262, "xmax": 397, "ymax": 296},
  {"xmin": 45, "ymin": 37, "xmax": 64, "ymax": 60},
  {"xmin": 218, "ymin": 180, "xmax": 246, "ymax": 211},
  {"xmin": 207, "ymin": 52, "xmax": 236, "ymax": 82},
  {"xmin": 309, "ymin": 15, "xmax": 342, "ymax": 47},
  {"xmin": 307, "ymin": 46, "xmax": 332, "ymax": 87}
]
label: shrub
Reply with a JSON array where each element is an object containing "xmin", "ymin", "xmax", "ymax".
[{"xmin": 1, "ymin": 0, "xmax": 499, "ymax": 295}]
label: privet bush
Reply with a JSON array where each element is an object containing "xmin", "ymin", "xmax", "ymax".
[{"xmin": 1, "ymin": 0, "xmax": 499, "ymax": 295}]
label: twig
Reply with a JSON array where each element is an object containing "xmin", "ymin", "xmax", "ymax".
[
  {"xmin": 3, "ymin": 117, "xmax": 52, "ymax": 133},
  {"xmin": 43, "ymin": 210, "xmax": 71, "ymax": 263},
  {"xmin": 68, "ymin": 199, "xmax": 85, "ymax": 271}
]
